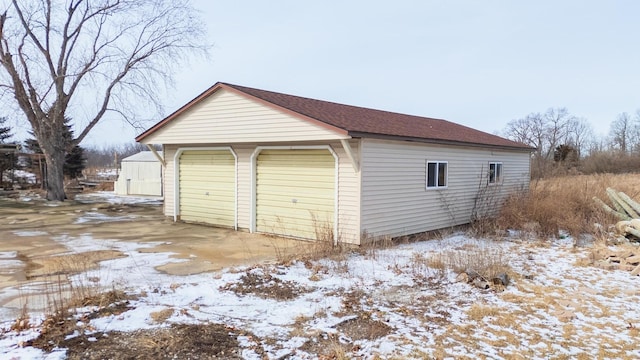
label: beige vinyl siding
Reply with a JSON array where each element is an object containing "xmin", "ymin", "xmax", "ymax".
[
  {"xmin": 360, "ymin": 139, "xmax": 530, "ymax": 237},
  {"xmin": 334, "ymin": 140, "xmax": 360, "ymax": 244},
  {"xmin": 256, "ymin": 149, "xmax": 335, "ymax": 240},
  {"xmin": 234, "ymin": 145, "xmax": 254, "ymax": 231},
  {"xmin": 163, "ymin": 145, "xmax": 177, "ymax": 217},
  {"xmin": 141, "ymin": 89, "xmax": 347, "ymax": 145},
  {"xmin": 178, "ymin": 150, "xmax": 235, "ymax": 227}
]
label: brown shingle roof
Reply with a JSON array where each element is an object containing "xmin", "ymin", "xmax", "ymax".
[{"xmin": 137, "ymin": 82, "xmax": 532, "ymax": 150}]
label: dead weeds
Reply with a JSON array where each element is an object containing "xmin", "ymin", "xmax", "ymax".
[
  {"xmin": 335, "ymin": 314, "xmax": 392, "ymax": 341},
  {"xmin": 299, "ymin": 313, "xmax": 392, "ymax": 358},
  {"xmin": 60, "ymin": 323, "xmax": 244, "ymax": 360},
  {"xmin": 220, "ymin": 268, "xmax": 311, "ymax": 300},
  {"xmin": 30, "ymin": 290, "xmax": 136, "ymax": 351}
]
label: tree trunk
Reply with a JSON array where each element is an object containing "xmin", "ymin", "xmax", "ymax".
[{"xmin": 41, "ymin": 143, "xmax": 67, "ymax": 201}]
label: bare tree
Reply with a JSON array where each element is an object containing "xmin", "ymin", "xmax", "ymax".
[
  {"xmin": 565, "ymin": 117, "xmax": 593, "ymax": 158},
  {"xmin": 632, "ymin": 110, "xmax": 640, "ymax": 153},
  {"xmin": 541, "ymin": 108, "xmax": 574, "ymax": 160},
  {"xmin": 503, "ymin": 107, "xmax": 578, "ymax": 177},
  {"xmin": 0, "ymin": 0, "xmax": 207, "ymax": 200},
  {"xmin": 609, "ymin": 112, "xmax": 634, "ymax": 153}
]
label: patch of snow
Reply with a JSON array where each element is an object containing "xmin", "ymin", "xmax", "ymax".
[
  {"xmin": 12, "ymin": 231, "xmax": 48, "ymax": 237},
  {"xmin": 96, "ymin": 168, "xmax": 118, "ymax": 177},
  {"xmin": 0, "ymin": 260, "xmax": 23, "ymax": 274},
  {"xmin": 75, "ymin": 192, "xmax": 162, "ymax": 205},
  {"xmin": 73, "ymin": 211, "xmax": 137, "ymax": 224},
  {"xmin": 11, "ymin": 170, "xmax": 37, "ymax": 184},
  {"xmin": 0, "ymin": 251, "xmax": 18, "ymax": 259}
]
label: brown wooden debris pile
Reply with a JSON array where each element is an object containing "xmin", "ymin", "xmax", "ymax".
[{"xmin": 592, "ymin": 247, "xmax": 640, "ymax": 276}]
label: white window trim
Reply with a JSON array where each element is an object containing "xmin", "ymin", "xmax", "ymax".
[
  {"xmin": 488, "ymin": 162, "xmax": 503, "ymax": 185},
  {"xmin": 426, "ymin": 160, "xmax": 448, "ymax": 189}
]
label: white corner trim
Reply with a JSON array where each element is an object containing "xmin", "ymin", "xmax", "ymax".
[
  {"xmin": 173, "ymin": 146, "xmax": 238, "ymax": 230},
  {"xmin": 250, "ymin": 145, "xmax": 339, "ymax": 245}
]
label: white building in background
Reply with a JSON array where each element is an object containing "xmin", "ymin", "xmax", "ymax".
[{"xmin": 114, "ymin": 151, "xmax": 163, "ymax": 196}]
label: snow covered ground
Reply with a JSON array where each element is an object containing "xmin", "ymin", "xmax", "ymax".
[
  {"xmin": 1, "ymin": 193, "xmax": 639, "ymax": 359},
  {"xmin": 74, "ymin": 191, "xmax": 163, "ymax": 205}
]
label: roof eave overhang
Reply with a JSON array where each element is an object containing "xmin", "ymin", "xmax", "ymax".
[{"xmin": 348, "ymin": 132, "xmax": 535, "ymax": 152}]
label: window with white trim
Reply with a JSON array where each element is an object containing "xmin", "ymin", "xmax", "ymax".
[
  {"xmin": 488, "ymin": 162, "xmax": 503, "ymax": 184},
  {"xmin": 426, "ymin": 161, "xmax": 447, "ymax": 189}
]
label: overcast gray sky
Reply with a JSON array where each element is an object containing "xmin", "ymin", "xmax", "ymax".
[{"xmin": 86, "ymin": 0, "xmax": 640, "ymax": 146}]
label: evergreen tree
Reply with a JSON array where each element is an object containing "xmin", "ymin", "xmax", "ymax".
[
  {"xmin": 0, "ymin": 117, "xmax": 18, "ymax": 186},
  {"xmin": 64, "ymin": 145, "xmax": 85, "ymax": 179},
  {"xmin": 25, "ymin": 118, "xmax": 86, "ymax": 180},
  {"xmin": 0, "ymin": 117, "xmax": 11, "ymax": 142}
]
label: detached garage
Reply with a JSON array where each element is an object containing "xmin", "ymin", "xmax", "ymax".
[
  {"xmin": 114, "ymin": 151, "xmax": 163, "ymax": 196},
  {"xmin": 136, "ymin": 82, "xmax": 532, "ymax": 245}
]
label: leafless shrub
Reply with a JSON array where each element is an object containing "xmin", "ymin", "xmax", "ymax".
[
  {"xmin": 468, "ymin": 165, "xmax": 509, "ymax": 237},
  {"xmin": 270, "ymin": 215, "xmax": 353, "ymax": 264},
  {"xmin": 429, "ymin": 243, "xmax": 512, "ymax": 281},
  {"xmin": 410, "ymin": 252, "xmax": 448, "ymax": 286}
]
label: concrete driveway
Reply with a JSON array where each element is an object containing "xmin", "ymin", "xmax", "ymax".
[{"xmin": 0, "ymin": 193, "xmax": 309, "ymax": 318}]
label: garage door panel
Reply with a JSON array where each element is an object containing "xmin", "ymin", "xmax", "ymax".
[
  {"xmin": 182, "ymin": 208, "xmax": 234, "ymax": 219},
  {"xmin": 257, "ymin": 187, "xmax": 333, "ymax": 197},
  {"xmin": 180, "ymin": 195, "xmax": 235, "ymax": 207},
  {"xmin": 179, "ymin": 150, "xmax": 235, "ymax": 227},
  {"xmin": 256, "ymin": 200, "xmax": 334, "ymax": 212},
  {"xmin": 181, "ymin": 213, "xmax": 234, "ymax": 225},
  {"xmin": 256, "ymin": 178, "xmax": 334, "ymax": 188},
  {"xmin": 260, "ymin": 209, "xmax": 333, "ymax": 224},
  {"xmin": 256, "ymin": 149, "xmax": 334, "ymax": 240},
  {"xmin": 180, "ymin": 153, "xmax": 234, "ymax": 161},
  {"xmin": 180, "ymin": 164, "xmax": 234, "ymax": 171},
  {"xmin": 180, "ymin": 168, "xmax": 234, "ymax": 175},
  {"xmin": 256, "ymin": 198, "xmax": 333, "ymax": 209},
  {"xmin": 180, "ymin": 187, "xmax": 234, "ymax": 196},
  {"xmin": 181, "ymin": 165, "xmax": 235, "ymax": 176},
  {"xmin": 257, "ymin": 219, "xmax": 321, "ymax": 239}
]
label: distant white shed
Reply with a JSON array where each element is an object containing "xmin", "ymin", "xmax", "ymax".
[{"xmin": 114, "ymin": 151, "xmax": 163, "ymax": 196}]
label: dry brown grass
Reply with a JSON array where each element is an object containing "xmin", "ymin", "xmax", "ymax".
[
  {"xmin": 10, "ymin": 303, "xmax": 30, "ymax": 332},
  {"xmin": 466, "ymin": 303, "xmax": 502, "ymax": 321},
  {"xmin": 150, "ymin": 308, "xmax": 174, "ymax": 323},
  {"xmin": 270, "ymin": 235, "xmax": 353, "ymax": 265},
  {"xmin": 495, "ymin": 173, "xmax": 640, "ymax": 240},
  {"xmin": 430, "ymin": 242, "xmax": 512, "ymax": 281}
]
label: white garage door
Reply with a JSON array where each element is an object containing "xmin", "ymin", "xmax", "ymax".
[
  {"xmin": 179, "ymin": 150, "xmax": 235, "ymax": 227},
  {"xmin": 256, "ymin": 149, "xmax": 335, "ymax": 240}
]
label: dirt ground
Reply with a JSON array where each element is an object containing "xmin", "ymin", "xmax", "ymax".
[{"xmin": 0, "ymin": 193, "xmax": 310, "ymax": 319}]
